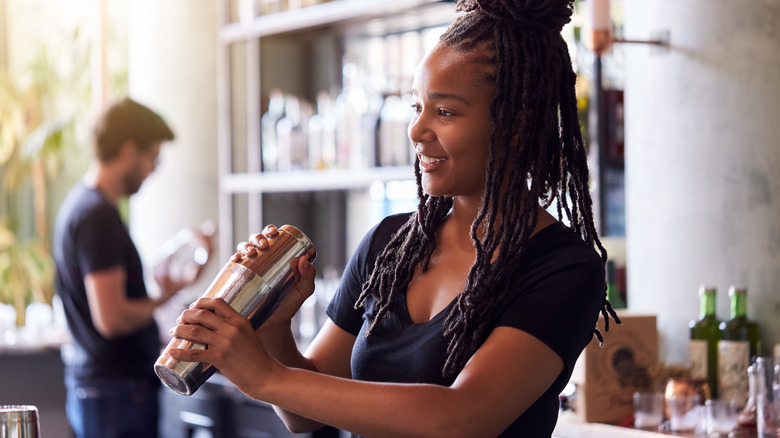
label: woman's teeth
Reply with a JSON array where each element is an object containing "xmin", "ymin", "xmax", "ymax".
[{"xmin": 419, "ymin": 154, "xmax": 446, "ymax": 165}]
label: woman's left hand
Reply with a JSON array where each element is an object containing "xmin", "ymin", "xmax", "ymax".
[{"xmin": 167, "ymin": 297, "xmax": 281, "ymax": 397}]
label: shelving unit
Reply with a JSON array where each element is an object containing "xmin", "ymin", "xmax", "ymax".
[
  {"xmin": 221, "ymin": 165, "xmax": 413, "ymax": 193},
  {"xmin": 219, "ymin": 0, "xmax": 454, "ymax": 42},
  {"xmin": 215, "ymin": 0, "xmax": 455, "ymax": 262}
]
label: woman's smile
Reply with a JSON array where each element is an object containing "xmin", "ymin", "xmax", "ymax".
[
  {"xmin": 408, "ymin": 44, "xmax": 495, "ymax": 200},
  {"xmin": 417, "ymin": 152, "xmax": 448, "ymax": 170}
]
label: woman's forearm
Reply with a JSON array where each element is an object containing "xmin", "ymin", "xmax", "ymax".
[
  {"xmin": 254, "ymin": 366, "xmax": 485, "ymax": 438},
  {"xmin": 256, "ymin": 324, "xmax": 472, "ymax": 437},
  {"xmin": 258, "ymin": 322, "xmax": 313, "ymax": 369},
  {"xmin": 258, "ymin": 322, "xmax": 328, "ymax": 432},
  {"xmin": 250, "ymin": 326, "xmax": 553, "ymax": 438}
]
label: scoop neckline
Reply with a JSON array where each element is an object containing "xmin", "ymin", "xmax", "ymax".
[
  {"xmin": 396, "ymin": 291, "xmax": 456, "ymax": 330},
  {"xmin": 393, "ymin": 221, "xmax": 566, "ymax": 329}
]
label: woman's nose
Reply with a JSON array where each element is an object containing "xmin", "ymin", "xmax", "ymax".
[{"xmin": 408, "ymin": 112, "xmax": 431, "ymax": 146}]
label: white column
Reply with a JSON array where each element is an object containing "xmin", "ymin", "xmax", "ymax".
[
  {"xmin": 127, "ymin": 0, "xmax": 220, "ymax": 302},
  {"xmin": 623, "ymin": 0, "xmax": 780, "ymax": 363}
]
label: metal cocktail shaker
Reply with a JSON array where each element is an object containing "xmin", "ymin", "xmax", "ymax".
[
  {"xmin": 154, "ymin": 224, "xmax": 316, "ymax": 396},
  {"xmin": 0, "ymin": 405, "xmax": 40, "ymax": 438}
]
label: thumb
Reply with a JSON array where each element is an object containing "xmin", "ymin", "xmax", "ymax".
[{"xmin": 298, "ymin": 255, "xmax": 316, "ymax": 278}]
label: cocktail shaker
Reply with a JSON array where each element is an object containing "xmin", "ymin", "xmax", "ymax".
[
  {"xmin": 0, "ymin": 405, "xmax": 40, "ymax": 438},
  {"xmin": 155, "ymin": 224, "xmax": 316, "ymax": 396}
]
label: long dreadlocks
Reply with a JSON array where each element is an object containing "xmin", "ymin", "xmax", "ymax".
[{"xmin": 355, "ymin": 0, "xmax": 621, "ymax": 378}]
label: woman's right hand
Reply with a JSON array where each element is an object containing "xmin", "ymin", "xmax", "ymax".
[{"xmin": 230, "ymin": 224, "xmax": 317, "ymax": 329}]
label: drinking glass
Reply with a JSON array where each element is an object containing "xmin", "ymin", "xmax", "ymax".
[
  {"xmin": 705, "ymin": 399, "xmax": 737, "ymax": 437},
  {"xmin": 668, "ymin": 394, "xmax": 703, "ymax": 433},
  {"xmin": 633, "ymin": 392, "xmax": 664, "ymax": 431}
]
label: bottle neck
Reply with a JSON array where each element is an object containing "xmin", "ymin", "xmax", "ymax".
[
  {"xmin": 700, "ymin": 291, "xmax": 716, "ymax": 318},
  {"xmin": 730, "ymin": 291, "xmax": 747, "ymax": 319}
]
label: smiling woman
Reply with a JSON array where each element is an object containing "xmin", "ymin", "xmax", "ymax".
[
  {"xmin": 166, "ymin": 1, "xmax": 620, "ymax": 437},
  {"xmin": 408, "ymin": 45, "xmax": 494, "ymax": 200}
]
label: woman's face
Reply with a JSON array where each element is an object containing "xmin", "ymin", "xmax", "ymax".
[{"xmin": 408, "ymin": 43, "xmax": 495, "ymax": 201}]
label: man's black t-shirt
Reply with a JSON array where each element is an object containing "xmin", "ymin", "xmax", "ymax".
[
  {"xmin": 326, "ymin": 212, "xmax": 605, "ymax": 437},
  {"xmin": 53, "ymin": 182, "xmax": 160, "ymax": 384}
]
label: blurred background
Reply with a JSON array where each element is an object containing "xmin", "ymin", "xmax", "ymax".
[{"xmin": 1, "ymin": 0, "xmax": 779, "ymax": 436}]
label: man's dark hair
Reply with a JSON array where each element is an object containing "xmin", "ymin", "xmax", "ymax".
[
  {"xmin": 356, "ymin": 0, "xmax": 620, "ymax": 378},
  {"xmin": 93, "ymin": 98, "xmax": 174, "ymax": 163}
]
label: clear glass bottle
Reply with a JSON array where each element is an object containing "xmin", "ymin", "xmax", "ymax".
[
  {"xmin": 259, "ymin": 0, "xmax": 284, "ymax": 15},
  {"xmin": 738, "ymin": 361, "xmax": 758, "ymax": 431},
  {"xmin": 690, "ymin": 286, "xmax": 721, "ymax": 398},
  {"xmin": 718, "ymin": 285, "xmax": 761, "ymax": 408},
  {"xmin": 308, "ymin": 91, "xmax": 337, "ymax": 170},
  {"xmin": 276, "ymin": 94, "xmax": 308, "ymax": 171},
  {"xmin": 756, "ymin": 357, "xmax": 778, "ymax": 438},
  {"xmin": 154, "ymin": 222, "xmax": 215, "ymax": 285},
  {"xmin": 261, "ymin": 88, "xmax": 286, "ymax": 172},
  {"xmin": 335, "ymin": 55, "xmax": 369, "ymax": 169}
]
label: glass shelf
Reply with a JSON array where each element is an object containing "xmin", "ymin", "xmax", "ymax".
[
  {"xmin": 221, "ymin": 165, "xmax": 414, "ymax": 193},
  {"xmin": 221, "ymin": 0, "xmax": 452, "ymax": 43}
]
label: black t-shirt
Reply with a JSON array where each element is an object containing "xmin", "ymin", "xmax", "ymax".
[
  {"xmin": 326, "ymin": 212, "xmax": 605, "ymax": 437},
  {"xmin": 53, "ymin": 182, "xmax": 160, "ymax": 384}
]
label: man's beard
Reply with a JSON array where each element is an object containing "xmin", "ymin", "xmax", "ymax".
[{"xmin": 123, "ymin": 171, "xmax": 144, "ymax": 196}]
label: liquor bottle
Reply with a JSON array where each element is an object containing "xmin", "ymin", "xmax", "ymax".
[
  {"xmin": 259, "ymin": 0, "xmax": 284, "ymax": 15},
  {"xmin": 276, "ymin": 95, "xmax": 308, "ymax": 171},
  {"xmin": 737, "ymin": 362, "xmax": 758, "ymax": 431},
  {"xmin": 153, "ymin": 222, "xmax": 216, "ymax": 285},
  {"xmin": 335, "ymin": 55, "xmax": 370, "ymax": 169},
  {"xmin": 718, "ymin": 285, "xmax": 761, "ymax": 408},
  {"xmin": 261, "ymin": 88, "xmax": 286, "ymax": 172},
  {"xmin": 605, "ymin": 260, "xmax": 626, "ymax": 309},
  {"xmin": 308, "ymin": 91, "xmax": 337, "ymax": 170},
  {"xmin": 689, "ymin": 285, "xmax": 721, "ymax": 398}
]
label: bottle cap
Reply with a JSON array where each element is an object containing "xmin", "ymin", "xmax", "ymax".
[
  {"xmin": 728, "ymin": 285, "xmax": 748, "ymax": 296},
  {"xmin": 698, "ymin": 285, "xmax": 716, "ymax": 295}
]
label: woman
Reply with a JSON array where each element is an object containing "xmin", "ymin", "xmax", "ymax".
[{"xmin": 168, "ymin": 0, "xmax": 620, "ymax": 436}]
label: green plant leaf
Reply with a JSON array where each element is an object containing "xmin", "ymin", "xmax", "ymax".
[
  {"xmin": 21, "ymin": 118, "xmax": 72, "ymax": 160},
  {"xmin": 0, "ymin": 224, "xmax": 16, "ymax": 250}
]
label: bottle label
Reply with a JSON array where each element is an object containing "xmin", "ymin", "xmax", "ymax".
[
  {"xmin": 718, "ymin": 340, "xmax": 750, "ymax": 407},
  {"xmin": 689, "ymin": 339, "xmax": 708, "ymax": 379}
]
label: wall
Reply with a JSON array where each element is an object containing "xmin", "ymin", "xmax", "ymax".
[
  {"xmin": 623, "ymin": 0, "xmax": 780, "ymax": 364},
  {"xmin": 126, "ymin": 0, "xmax": 221, "ymax": 320}
]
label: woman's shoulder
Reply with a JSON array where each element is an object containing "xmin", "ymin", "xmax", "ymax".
[
  {"xmin": 527, "ymin": 222, "xmax": 603, "ymax": 264},
  {"xmin": 365, "ymin": 212, "xmax": 414, "ymax": 252},
  {"xmin": 347, "ymin": 212, "xmax": 414, "ymax": 273},
  {"xmin": 376, "ymin": 212, "xmax": 413, "ymax": 234},
  {"xmin": 513, "ymin": 221, "xmax": 606, "ymax": 304}
]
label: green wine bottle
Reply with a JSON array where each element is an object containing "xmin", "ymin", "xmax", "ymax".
[
  {"xmin": 718, "ymin": 285, "xmax": 761, "ymax": 408},
  {"xmin": 689, "ymin": 286, "xmax": 721, "ymax": 399},
  {"xmin": 606, "ymin": 260, "xmax": 626, "ymax": 309}
]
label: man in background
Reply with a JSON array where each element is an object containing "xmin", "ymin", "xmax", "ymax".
[{"xmin": 53, "ymin": 98, "xmax": 196, "ymax": 438}]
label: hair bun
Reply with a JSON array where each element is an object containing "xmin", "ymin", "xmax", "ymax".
[{"xmin": 455, "ymin": 0, "xmax": 574, "ymax": 33}]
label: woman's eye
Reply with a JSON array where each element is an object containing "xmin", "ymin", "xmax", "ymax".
[
  {"xmin": 438, "ymin": 109, "xmax": 454, "ymax": 117},
  {"xmin": 411, "ymin": 103, "xmax": 422, "ymax": 112}
]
